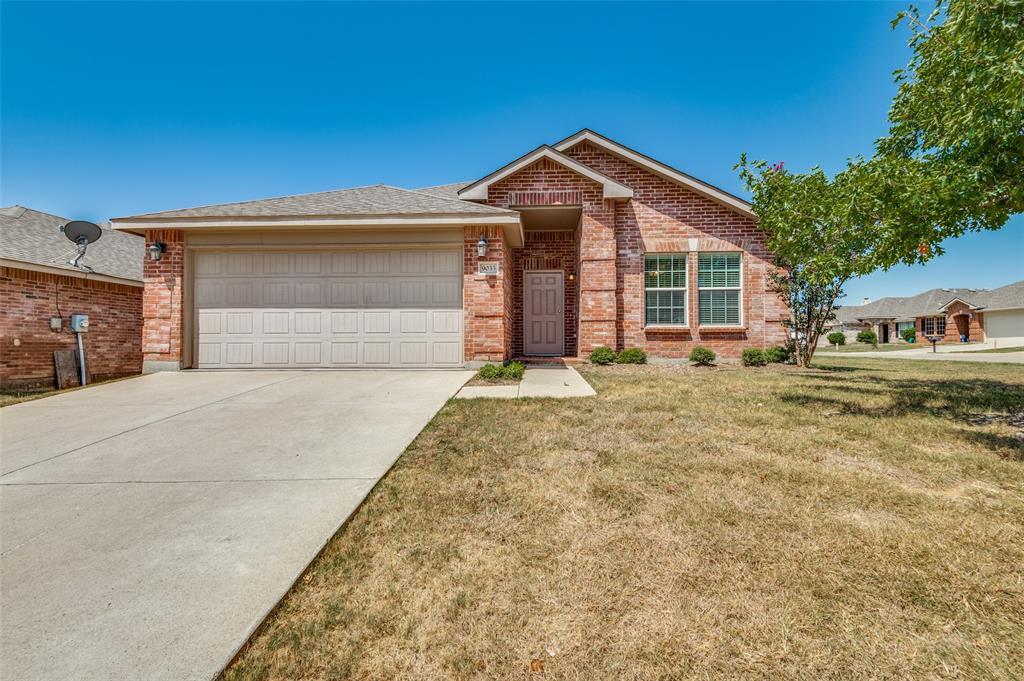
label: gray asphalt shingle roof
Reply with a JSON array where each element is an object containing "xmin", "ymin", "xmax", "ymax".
[
  {"xmin": 959, "ymin": 280, "xmax": 1024, "ymax": 311},
  {"xmin": 836, "ymin": 281, "xmax": 1024, "ymax": 322},
  {"xmin": 413, "ymin": 182, "xmax": 471, "ymax": 200},
  {"xmin": 0, "ymin": 206, "xmax": 143, "ymax": 282},
  {"xmin": 116, "ymin": 184, "xmax": 515, "ymax": 220}
]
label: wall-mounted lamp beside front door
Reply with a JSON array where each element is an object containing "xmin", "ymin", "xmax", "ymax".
[
  {"xmin": 476, "ymin": 234, "xmax": 488, "ymax": 258},
  {"xmin": 148, "ymin": 241, "xmax": 167, "ymax": 261}
]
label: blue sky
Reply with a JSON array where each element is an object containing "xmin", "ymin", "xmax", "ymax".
[{"xmin": 2, "ymin": 1, "xmax": 1020, "ymax": 302}]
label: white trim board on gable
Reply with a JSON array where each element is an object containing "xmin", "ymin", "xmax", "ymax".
[
  {"xmin": 458, "ymin": 146, "xmax": 634, "ymax": 202},
  {"xmin": 553, "ymin": 129, "xmax": 754, "ymax": 217}
]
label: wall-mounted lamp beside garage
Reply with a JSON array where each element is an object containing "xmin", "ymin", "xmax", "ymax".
[
  {"xmin": 148, "ymin": 241, "xmax": 167, "ymax": 261},
  {"xmin": 476, "ymin": 234, "xmax": 488, "ymax": 258}
]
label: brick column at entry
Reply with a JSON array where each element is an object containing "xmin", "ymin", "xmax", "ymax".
[
  {"xmin": 142, "ymin": 229, "xmax": 185, "ymax": 372},
  {"xmin": 463, "ymin": 226, "xmax": 512, "ymax": 362},
  {"xmin": 577, "ymin": 200, "xmax": 617, "ymax": 352}
]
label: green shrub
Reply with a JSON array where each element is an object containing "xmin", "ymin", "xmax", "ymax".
[
  {"xmin": 901, "ymin": 327, "xmax": 916, "ymax": 343},
  {"xmin": 502, "ymin": 360, "xmax": 526, "ymax": 380},
  {"xmin": 615, "ymin": 348, "xmax": 648, "ymax": 364},
  {"xmin": 763, "ymin": 345, "xmax": 790, "ymax": 363},
  {"xmin": 741, "ymin": 348, "xmax": 768, "ymax": 366},
  {"xmin": 589, "ymin": 346, "xmax": 617, "ymax": 365},
  {"xmin": 857, "ymin": 330, "xmax": 878, "ymax": 345},
  {"xmin": 826, "ymin": 332, "xmax": 846, "ymax": 346},
  {"xmin": 688, "ymin": 346, "xmax": 716, "ymax": 366},
  {"xmin": 476, "ymin": 361, "xmax": 526, "ymax": 381},
  {"xmin": 477, "ymin": 363, "xmax": 503, "ymax": 380}
]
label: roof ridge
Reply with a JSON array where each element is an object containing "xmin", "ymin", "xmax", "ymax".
[
  {"xmin": 381, "ymin": 184, "xmax": 514, "ymax": 214},
  {"xmin": 2, "ymin": 205, "xmax": 68, "ymax": 221},
  {"xmin": 113, "ymin": 183, "xmax": 391, "ymax": 220}
]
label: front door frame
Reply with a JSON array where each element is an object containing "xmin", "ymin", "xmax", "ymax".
[{"xmin": 523, "ymin": 269, "xmax": 565, "ymax": 356}]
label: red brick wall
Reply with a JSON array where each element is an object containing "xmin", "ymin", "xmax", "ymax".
[
  {"xmin": 939, "ymin": 301, "xmax": 984, "ymax": 343},
  {"xmin": 142, "ymin": 230, "xmax": 185, "ymax": 368},
  {"xmin": 511, "ymin": 230, "xmax": 578, "ymax": 356},
  {"xmin": 483, "ymin": 157, "xmax": 616, "ymax": 353},
  {"xmin": 563, "ymin": 142, "xmax": 789, "ymax": 358},
  {"xmin": 463, "ymin": 226, "xmax": 512, "ymax": 362},
  {"xmin": 0, "ymin": 266, "xmax": 142, "ymax": 391}
]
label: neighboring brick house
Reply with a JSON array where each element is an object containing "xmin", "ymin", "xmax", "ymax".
[
  {"xmin": 825, "ymin": 280, "xmax": 1024, "ymax": 347},
  {"xmin": 110, "ymin": 129, "xmax": 789, "ymax": 371},
  {"xmin": 1, "ymin": 206, "xmax": 144, "ymax": 390}
]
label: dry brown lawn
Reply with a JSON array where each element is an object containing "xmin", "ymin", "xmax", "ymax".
[{"xmin": 222, "ymin": 357, "xmax": 1024, "ymax": 681}]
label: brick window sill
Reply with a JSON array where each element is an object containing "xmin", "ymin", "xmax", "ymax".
[
  {"xmin": 697, "ymin": 326, "xmax": 747, "ymax": 333},
  {"xmin": 643, "ymin": 325, "xmax": 692, "ymax": 333}
]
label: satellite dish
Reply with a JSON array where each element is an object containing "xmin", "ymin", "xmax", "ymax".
[
  {"xmin": 61, "ymin": 220, "xmax": 103, "ymax": 245},
  {"xmin": 60, "ymin": 220, "xmax": 102, "ymax": 269}
]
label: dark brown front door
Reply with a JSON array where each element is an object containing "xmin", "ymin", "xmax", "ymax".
[
  {"xmin": 524, "ymin": 271, "xmax": 564, "ymax": 355},
  {"xmin": 955, "ymin": 314, "xmax": 970, "ymax": 341}
]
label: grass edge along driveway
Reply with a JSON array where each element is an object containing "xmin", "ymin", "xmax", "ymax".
[{"xmin": 223, "ymin": 357, "xmax": 1023, "ymax": 681}]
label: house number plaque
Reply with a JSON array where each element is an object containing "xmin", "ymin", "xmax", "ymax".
[{"xmin": 478, "ymin": 262, "xmax": 500, "ymax": 276}]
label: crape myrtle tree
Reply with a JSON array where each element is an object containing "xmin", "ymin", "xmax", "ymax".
[{"xmin": 738, "ymin": 0, "xmax": 1023, "ymax": 367}]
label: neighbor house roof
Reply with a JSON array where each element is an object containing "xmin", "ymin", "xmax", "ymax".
[
  {"xmin": 117, "ymin": 184, "xmax": 516, "ymax": 220},
  {"xmin": 849, "ymin": 288, "xmax": 985, "ymax": 322},
  {"xmin": 0, "ymin": 205, "xmax": 143, "ymax": 286},
  {"xmin": 836, "ymin": 281, "xmax": 1024, "ymax": 323},
  {"xmin": 957, "ymin": 280, "xmax": 1024, "ymax": 312}
]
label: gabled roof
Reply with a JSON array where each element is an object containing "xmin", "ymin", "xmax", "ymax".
[
  {"xmin": 457, "ymin": 146, "xmax": 634, "ymax": 202},
  {"xmin": 937, "ymin": 296, "xmax": 980, "ymax": 312},
  {"xmin": 413, "ymin": 182, "xmax": 470, "ymax": 200},
  {"xmin": 553, "ymin": 128, "xmax": 754, "ymax": 217},
  {"xmin": 949, "ymin": 280, "xmax": 1024, "ymax": 312},
  {"xmin": 0, "ymin": 205, "xmax": 143, "ymax": 285},
  {"xmin": 115, "ymin": 184, "xmax": 516, "ymax": 220},
  {"xmin": 837, "ymin": 282, "xmax": 1024, "ymax": 321}
]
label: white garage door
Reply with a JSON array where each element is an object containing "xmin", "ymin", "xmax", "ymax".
[
  {"xmin": 984, "ymin": 309, "xmax": 1024, "ymax": 347},
  {"xmin": 193, "ymin": 249, "xmax": 463, "ymax": 368}
]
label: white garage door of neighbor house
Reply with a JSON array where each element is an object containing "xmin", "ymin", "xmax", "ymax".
[
  {"xmin": 193, "ymin": 250, "xmax": 463, "ymax": 368},
  {"xmin": 984, "ymin": 309, "xmax": 1024, "ymax": 347}
]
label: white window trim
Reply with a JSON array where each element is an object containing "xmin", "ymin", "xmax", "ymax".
[
  {"xmin": 643, "ymin": 253, "xmax": 688, "ymax": 327},
  {"xmin": 697, "ymin": 252, "xmax": 744, "ymax": 327}
]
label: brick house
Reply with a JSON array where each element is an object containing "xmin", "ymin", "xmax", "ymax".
[
  {"xmin": 1, "ymin": 206, "xmax": 144, "ymax": 390},
  {"xmin": 826, "ymin": 280, "xmax": 1024, "ymax": 347},
  {"xmin": 111, "ymin": 130, "xmax": 789, "ymax": 371}
]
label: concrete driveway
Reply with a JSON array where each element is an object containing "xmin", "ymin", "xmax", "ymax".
[{"xmin": 0, "ymin": 369, "xmax": 471, "ymax": 681}]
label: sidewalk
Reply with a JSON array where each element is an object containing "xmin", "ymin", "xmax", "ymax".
[
  {"xmin": 817, "ymin": 347, "xmax": 1024, "ymax": 364},
  {"xmin": 455, "ymin": 365, "xmax": 596, "ymax": 399}
]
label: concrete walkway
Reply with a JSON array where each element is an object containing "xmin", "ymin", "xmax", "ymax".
[
  {"xmin": 455, "ymin": 366, "xmax": 596, "ymax": 399},
  {"xmin": 0, "ymin": 369, "xmax": 471, "ymax": 681}
]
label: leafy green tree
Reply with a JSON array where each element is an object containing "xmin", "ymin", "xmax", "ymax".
[{"xmin": 738, "ymin": 0, "xmax": 1022, "ymax": 366}]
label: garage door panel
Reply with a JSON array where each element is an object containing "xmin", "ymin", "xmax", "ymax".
[
  {"xmin": 984, "ymin": 310, "xmax": 1024, "ymax": 346},
  {"xmin": 363, "ymin": 342, "xmax": 390, "ymax": 364},
  {"xmin": 331, "ymin": 342, "xmax": 358, "ymax": 364},
  {"xmin": 330, "ymin": 282, "xmax": 359, "ymax": 305},
  {"xmin": 331, "ymin": 312, "xmax": 358, "ymax": 334},
  {"xmin": 194, "ymin": 249, "xmax": 462, "ymax": 368},
  {"xmin": 400, "ymin": 311, "xmax": 428, "ymax": 334}
]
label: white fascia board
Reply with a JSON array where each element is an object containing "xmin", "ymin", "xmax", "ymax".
[
  {"xmin": 937, "ymin": 297, "xmax": 980, "ymax": 311},
  {"xmin": 553, "ymin": 130, "xmax": 754, "ymax": 216},
  {"xmin": 458, "ymin": 146, "xmax": 633, "ymax": 202},
  {"xmin": 111, "ymin": 214, "xmax": 521, "ymax": 232},
  {"xmin": 0, "ymin": 258, "xmax": 143, "ymax": 287},
  {"xmin": 110, "ymin": 215, "xmax": 525, "ymax": 248}
]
